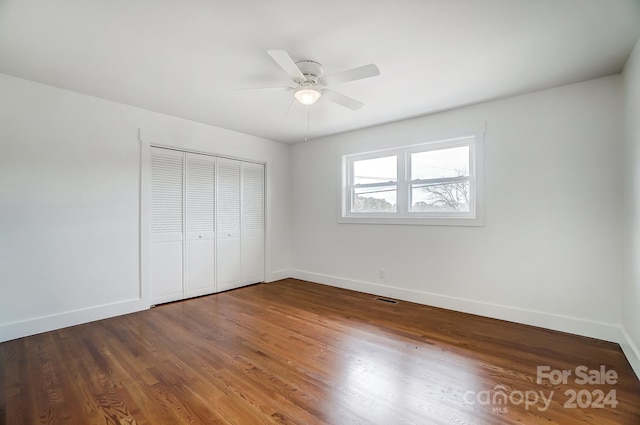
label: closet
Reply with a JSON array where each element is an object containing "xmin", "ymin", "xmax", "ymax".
[{"xmin": 150, "ymin": 147, "xmax": 264, "ymax": 305}]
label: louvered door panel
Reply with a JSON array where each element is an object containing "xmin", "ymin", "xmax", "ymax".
[
  {"xmin": 217, "ymin": 159, "xmax": 241, "ymax": 234},
  {"xmin": 150, "ymin": 147, "xmax": 184, "ymax": 304},
  {"xmin": 185, "ymin": 153, "xmax": 216, "ymax": 297},
  {"xmin": 151, "ymin": 151, "xmax": 183, "ymax": 233},
  {"xmin": 242, "ymin": 164, "xmax": 264, "ymax": 233},
  {"xmin": 216, "ymin": 158, "xmax": 241, "ymax": 291},
  {"xmin": 241, "ymin": 162, "xmax": 265, "ymax": 283}
]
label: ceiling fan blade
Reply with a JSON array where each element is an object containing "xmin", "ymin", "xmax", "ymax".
[
  {"xmin": 267, "ymin": 50, "xmax": 306, "ymax": 82},
  {"xmin": 323, "ymin": 64, "xmax": 380, "ymax": 85},
  {"xmin": 236, "ymin": 86, "xmax": 293, "ymax": 92},
  {"xmin": 323, "ymin": 89, "xmax": 364, "ymax": 111}
]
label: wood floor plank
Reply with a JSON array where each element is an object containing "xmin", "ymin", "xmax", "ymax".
[{"xmin": 1, "ymin": 279, "xmax": 639, "ymax": 424}]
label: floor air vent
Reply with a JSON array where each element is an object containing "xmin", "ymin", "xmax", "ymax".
[{"xmin": 375, "ymin": 297, "xmax": 399, "ymax": 304}]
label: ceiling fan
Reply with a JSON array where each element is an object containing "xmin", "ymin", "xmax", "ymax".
[{"xmin": 262, "ymin": 49, "xmax": 380, "ymax": 111}]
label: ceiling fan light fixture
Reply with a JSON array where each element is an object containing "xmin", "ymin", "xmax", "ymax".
[{"xmin": 294, "ymin": 86, "xmax": 321, "ymax": 105}]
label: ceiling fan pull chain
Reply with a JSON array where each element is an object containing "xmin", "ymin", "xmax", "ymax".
[{"xmin": 305, "ymin": 107, "xmax": 310, "ymax": 142}]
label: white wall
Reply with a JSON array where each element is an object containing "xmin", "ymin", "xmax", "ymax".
[
  {"xmin": 0, "ymin": 66, "xmax": 631, "ymax": 365},
  {"xmin": 622, "ymin": 38, "xmax": 640, "ymax": 375},
  {"xmin": 0, "ymin": 73, "xmax": 291, "ymax": 342},
  {"xmin": 291, "ymin": 76, "xmax": 623, "ymax": 342}
]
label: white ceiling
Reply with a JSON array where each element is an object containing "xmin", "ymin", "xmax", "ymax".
[{"xmin": 1, "ymin": 0, "xmax": 639, "ymax": 144}]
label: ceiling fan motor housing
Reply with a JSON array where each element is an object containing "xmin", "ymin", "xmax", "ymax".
[{"xmin": 295, "ymin": 60, "xmax": 324, "ymax": 85}]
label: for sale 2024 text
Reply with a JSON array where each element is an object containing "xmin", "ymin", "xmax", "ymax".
[{"xmin": 537, "ymin": 365, "xmax": 618, "ymax": 409}]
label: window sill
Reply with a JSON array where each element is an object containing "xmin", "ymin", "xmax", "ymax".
[{"xmin": 338, "ymin": 215, "xmax": 484, "ymax": 227}]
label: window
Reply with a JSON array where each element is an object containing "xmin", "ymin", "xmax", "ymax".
[
  {"xmin": 351, "ymin": 155, "xmax": 397, "ymax": 213},
  {"xmin": 409, "ymin": 145, "xmax": 470, "ymax": 213},
  {"xmin": 341, "ymin": 135, "xmax": 483, "ymax": 226}
]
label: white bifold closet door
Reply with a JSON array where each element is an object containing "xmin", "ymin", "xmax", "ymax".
[
  {"xmin": 150, "ymin": 147, "xmax": 265, "ymax": 304},
  {"xmin": 185, "ymin": 152, "xmax": 216, "ymax": 298},
  {"xmin": 241, "ymin": 161, "xmax": 265, "ymax": 284},
  {"xmin": 216, "ymin": 158, "xmax": 242, "ymax": 291},
  {"xmin": 216, "ymin": 158, "xmax": 265, "ymax": 291},
  {"xmin": 150, "ymin": 148, "xmax": 185, "ymax": 304}
]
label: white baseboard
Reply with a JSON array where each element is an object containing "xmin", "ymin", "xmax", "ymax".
[
  {"xmin": 0, "ymin": 299, "xmax": 149, "ymax": 343},
  {"xmin": 290, "ymin": 269, "xmax": 622, "ymax": 343},
  {"xmin": 265, "ymin": 269, "xmax": 294, "ymax": 283},
  {"xmin": 620, "ymin": 327, "xmax": 640, "ymax": 380}
]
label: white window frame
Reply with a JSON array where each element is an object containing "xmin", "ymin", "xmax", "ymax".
[
  {"xmin": 340, "ymin": 134, "xmax": 484, "ymax": 226},
  {"xmin": 345, "ymin": 151, "xmax": 400, "ymax": 215}
]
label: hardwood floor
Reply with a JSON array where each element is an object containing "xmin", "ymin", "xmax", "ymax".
[{"xmin": 1, "ymin": 279, "xmax": 639, "ymax": 425}]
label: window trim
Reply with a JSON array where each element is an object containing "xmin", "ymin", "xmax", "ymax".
[
  {"xmin": 339, "ymin": 134, "xmax": 484, "ymax": 226},
  {"xmin": 345, "ymin": 151, "xmax": 399, "ymax": 215}
]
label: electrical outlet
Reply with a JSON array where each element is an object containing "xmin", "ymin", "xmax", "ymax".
[{"xmin": 379, "ymin": 268, "xmax": 385, "ymax": 279}]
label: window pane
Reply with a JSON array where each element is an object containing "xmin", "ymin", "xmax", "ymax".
[
  {"xmin": 411, "ymin": 146, "xmax": 469, "ymax": 180},
  {"xmin": 353, "ymin": 186, "xmax": 397, "ymax": 213},
  {"xmin": 410, "ymin": 181, "xmax": 470, "ymax": 212},
  {"xmin": 353, "ymin": 155, "xmax": 397, "ymax": 185}
]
